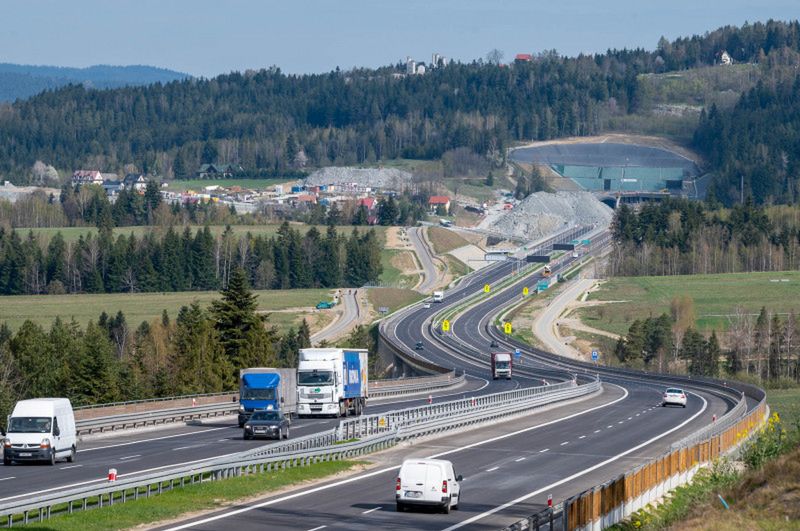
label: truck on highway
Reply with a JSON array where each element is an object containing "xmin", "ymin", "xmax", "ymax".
[
  {"xmin": 238, "ymin": 368, "xmax": 298, "ymax": 427},
  {"xmin": 491, "ymin": 352, "xmax": 513, "ymax": 380},
  {"xmin": 432, "ymin": 290, "xmax": 444, "ymax": 303},
  {"xmin": 297, "ymin": 348, "xmax": 369, "ymax": 417}
]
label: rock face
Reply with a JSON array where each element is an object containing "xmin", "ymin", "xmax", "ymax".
[
  {"xmin": 488, "ymin": 191, "xmax": 613, "ymax": 241},
  {"xmin": 305, "ymin": 167, "xmax": 413, "ymax": 190}
]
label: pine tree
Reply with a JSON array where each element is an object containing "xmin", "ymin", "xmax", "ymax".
[
  {"xmin": 172, "ymin": 150, "xmax": 187, "ymax": 179},
  {"xmin": 210, "ymin": 267, "xmax": 268, "ymax": 370},
  {"xmin": 378, "ymin": 197, "xmax": 399, "ymax": 226},
  {"xmin": 298, "ymin": 319, "xmax": 312, "ymax": 349}
]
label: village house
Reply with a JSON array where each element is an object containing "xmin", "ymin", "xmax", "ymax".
[{"xmin": 428, "ymin": 195, "xmax": 451, "ymax": 214}]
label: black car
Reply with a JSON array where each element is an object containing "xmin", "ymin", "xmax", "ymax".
[
  {"xmin": 415, "ymin": 341, "xmax": 424, "ymax": 350},
  {"xmin": 242, "ymin": 411, "xmax": 290, "ymax": 440},
  {"xmin": 490, "ymin": 340, "xmax": 499, "ymax": 348}
]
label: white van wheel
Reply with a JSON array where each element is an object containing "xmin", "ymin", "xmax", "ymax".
[
  {"xmin": 49, "ymin": 451, "xmax": 56, "ymax": 466},
  {"xmin": 442, "ymin": 502, "xmax": 451, "ymax": 514},
  {"xmin": 67, "ymin": 446, "xmax": 76, "ymax": 463}
]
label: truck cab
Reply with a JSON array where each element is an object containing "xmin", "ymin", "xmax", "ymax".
[
  {"xmin": 491, "ymin": 352, "xmax": 513, "ymax": 380},
  {"xmin": 238, "ymin": 369, "xmax": 297, "ymax": 427},
  {"xmin": 432, "ymin": 290, "xmax": 444, "ymax": 303},
  {"xmin": 297, "ymin": 348, "xmax": 368, "ymax": 417}
]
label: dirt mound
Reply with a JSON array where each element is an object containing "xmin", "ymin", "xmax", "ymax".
[{"xmin": 488, "ymin": 191, "xmax": 613, "ymax": 241}]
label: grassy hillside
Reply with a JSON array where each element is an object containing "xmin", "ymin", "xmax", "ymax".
[
  {"xmin": 580, "ymin": 271, "xmax": 800, "ymax": 336},
  {"xmin": 426, "ymin": 226, "xmax": 470, "ymax": 254}
]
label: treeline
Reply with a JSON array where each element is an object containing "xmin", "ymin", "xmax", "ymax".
[
  {"xmin": 695, "ymin": 74, "xmax": 800, "ymax": 206},
  {"xmin": 2, "ymin": 21, "xmax": 797, "ymax": 182},
  {"xmin": 609, "ymin": 198, "xmax": 800, "ymax": 276},
  {"xmin": 0, "ymin": 222, "xmax": 382, "ymax": 295},
  {"xmin": 613, "ymin": 301, "xmax": 800, "ymax": 383},
  {"xmin": 0, "ymin": 269, "xmax": 329, "ymax": 425}
]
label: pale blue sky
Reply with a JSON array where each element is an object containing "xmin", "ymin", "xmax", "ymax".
[{"xmin": 2, "ymin": 1, "xmax": 798, "ymax": 77}]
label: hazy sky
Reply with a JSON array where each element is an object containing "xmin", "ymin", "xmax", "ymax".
[{"xmin": 3, "ymin": 1, "xmax": 798, "ymax": 77}]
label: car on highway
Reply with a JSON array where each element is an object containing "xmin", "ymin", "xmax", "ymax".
[
  {"xmin": 242, "ymin": 410, "xmax": 290, "ymax": 440},
  {"xmin": 490, "ymin": 339, "xmax": 499, "ymax": 348},
  {"xmin": 415, "ymin": 341, "xmax": 424, "ymax": 350},
  {"xmin": 316, "ymin": 301, "xmax": 335, "ymax": 310},
  {"xmin": 423, "ymin": 303, "xmax": 431, "ymax": 309},
  {"xmin": 662, "ymin": 388, "xmax": 687, "ymax": 408},
  {"xmin": 396, "ymin": 458, "xmax": 462, "ymax": 513}
]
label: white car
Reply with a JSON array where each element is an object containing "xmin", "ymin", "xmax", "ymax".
[
  {"xmin": 396, "ymin": 458, "xmax": 462, "ymax": 513},
  {"xmin": 662, "ymin": 388, "xmax": 687, "ymax": 408},
  {"xmin": 423, "ymin": 303, "xmax": 431, "ymax": 309}
]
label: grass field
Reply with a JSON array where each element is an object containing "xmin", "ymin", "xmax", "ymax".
[
  {"xmin": 580, "ymin": 271, "xmax": 800, "ymax": 336},
  {"xmin": 0, "ymin": 288, "xmax": 332, "ymax": 331},
  {"xmin": 19, "ymin": 224, "xmax": 386, "ymax": 244},
  {"xmin": 368, "ymin": 287, "xmax": 424, "ymax": 315},
  {"xmin": 426, "ymin": 226, "xmax": 470, "ymax": 254},
  {"xmin": 379, "ymin": 249, "xmax": 419, "ymax": 289},
  {"xmin": 164, "ymin": 178, "xmax": 292, "ymax": 191}
]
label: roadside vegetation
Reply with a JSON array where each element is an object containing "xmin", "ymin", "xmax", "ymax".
[
  {"xmin": 17, "ymin": 460, "xmax": 362, "ymax": 531},
  {"xmin": 426, "ymin": 226, "xmax": 469, "ymax": 254},
  {"xmin": 612, "ymin": 387, "xmax": 800, "ymax": 530}
]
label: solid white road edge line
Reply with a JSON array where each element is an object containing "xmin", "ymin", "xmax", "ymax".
[
  {"xmin": 361, "ymin": 507, "xmax": 381, "ymax": 514},
  {"xmin": 163, "ymin": 384, "xmax": 630, "ymax": 530},
  {"xmin": 439, "ymin": 394, "xmax": 708, "ymax": 531},
  {"xmin": 80, "ymin": 426, "xmax": 232, "ymax": 453}
]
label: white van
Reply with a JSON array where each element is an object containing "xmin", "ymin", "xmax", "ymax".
[
  {"xmin": 3, "ymin": 398, "xmax": 77, "ymax": 465},
  {"xmin": 396, "ymin": 458, "xmax": 462, "ymax": 513}
]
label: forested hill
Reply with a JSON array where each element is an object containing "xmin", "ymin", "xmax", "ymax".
[
  {"xmin": 694, "ymin": 76, "xmax": 800, "ymax": 206},
  {"xmin": 0, "ymin": 20, "xmax": 798, "ymax": 197},
  {"xmin": 0, "ymin": 63, "xmax": 190, "ymax": 102}
]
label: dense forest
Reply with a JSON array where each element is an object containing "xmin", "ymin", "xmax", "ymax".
[
  {"xmin": 609, "ymin": 198, "xmax": 800, "ymax": 276},
  {"xmin": 694, "ymin": 75, "xmax": 800, "ymax": 206},
  {"xmin": 0, "ymin": 222, "xmax": 383, "ymax": 295},
  {"xmin": 1, "ymin": 20, "xmax": 798, "ymax": 195}
]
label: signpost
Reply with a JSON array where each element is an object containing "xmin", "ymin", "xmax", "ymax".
[
  {"xmin": 522, "ymin": 286, "xmax": 529, "ymax": 296},
  {"xmin": 514, "ymin": 348, "xmax": 522, "ymax": 361},
  {"xmin": 442, "ymin": 320, "xmax": 450, "ymax": 332},
  {"xmin": 484, "ymin": 284, "xmax": 491, "ymax": 293},
  {"xmin": 504, "ymin": 322, "xmax": 512, "ymax": 334},
  {"xmin": 592, "ymin": 350, "xmax": 598, "ymax": 364}
]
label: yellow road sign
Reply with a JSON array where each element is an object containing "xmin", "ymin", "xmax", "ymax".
[
  {"xmin": 484, "ymin": 284, "xmax": 491, "ymax": 293},
  {"xmin": 378, "ymin": 417, "xmax": 386, "ymax": 428},
  {"xmin": 504, "ymin": 322, "xmax": 512, "ymax": 334},
  {"xmin": 523, "ymin": 286, "xmax": 529, "ymax": 296},
  {"xmin": 442, "ymin": 320, "xmax": 450, "ymax": 332}
]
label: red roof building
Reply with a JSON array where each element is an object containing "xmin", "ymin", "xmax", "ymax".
[
  {"xmin": 515, "ymin": 53, "xmax": 533, "ymax": 62},
  {"xmin": 358, "ymin": 197, "xmax": 377, "ymax": 210},
  {"xmin": 428, "ymin": 195, "xmax": 451, "ymax": 213}
]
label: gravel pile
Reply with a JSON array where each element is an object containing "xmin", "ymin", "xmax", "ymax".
[
  {"xmin": 488, "ymin": 191, "xmax": 613, "ymax": 241},
  {"xmin": 305, "ymin": 167, "xmax": 413, "ymax": 190}
]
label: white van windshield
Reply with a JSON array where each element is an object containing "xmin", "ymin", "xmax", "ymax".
[{"xmin": 9, "ymin": 416, "xmax": 52, "ymax": 434}]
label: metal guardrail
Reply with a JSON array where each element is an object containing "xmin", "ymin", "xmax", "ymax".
[
  {"xmin": 501, "ymin": 504, "xmax": 564, "ymax": 531},
  {"xmin": 76, "ymin": 402, "xmax": 238, "ymax": 436},
  {"xmin": 0, "ymin": 375, "xmax": 600, "ymax": 527},
  {"xmin": 73, "ymin": 391, "xmax": 237, "ymax": 411},
  {"xmin": 370, "ymin": 370, "xmax": 466, "ymax": 397}
]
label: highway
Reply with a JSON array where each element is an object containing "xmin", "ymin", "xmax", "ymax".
[{"xmin": 153, "ymin": 225, "xmax": 741, "ymax": 530}]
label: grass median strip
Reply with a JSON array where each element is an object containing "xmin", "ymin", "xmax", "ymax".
[{"xmin": 18, "ymin": 460, "xmax": 363, "ymax": 531}]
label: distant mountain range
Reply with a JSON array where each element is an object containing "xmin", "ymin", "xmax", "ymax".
[{"xmin": 0, "ymin": 63, "xmax": 191, "ymax": 102}]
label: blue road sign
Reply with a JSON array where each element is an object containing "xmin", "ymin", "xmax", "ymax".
[
  {"xmin": 514, "ymin": 348, "xmax": 522, "ymax": 360},
  {"xmin": 591, "ymin": 350, "xmax": 598, "ymax": 361}
]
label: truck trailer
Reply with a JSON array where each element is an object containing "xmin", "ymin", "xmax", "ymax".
[
  {"xmin": 491, "ymin": 352, "xmax": 513, "ymax": 380},
  {"xmin": 297, "ymin": 348, "xmax": 369, "ymax": 417},
  {"xmin": 238, "ymin": 368, "xmax": 298, "ymax": 427}
]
